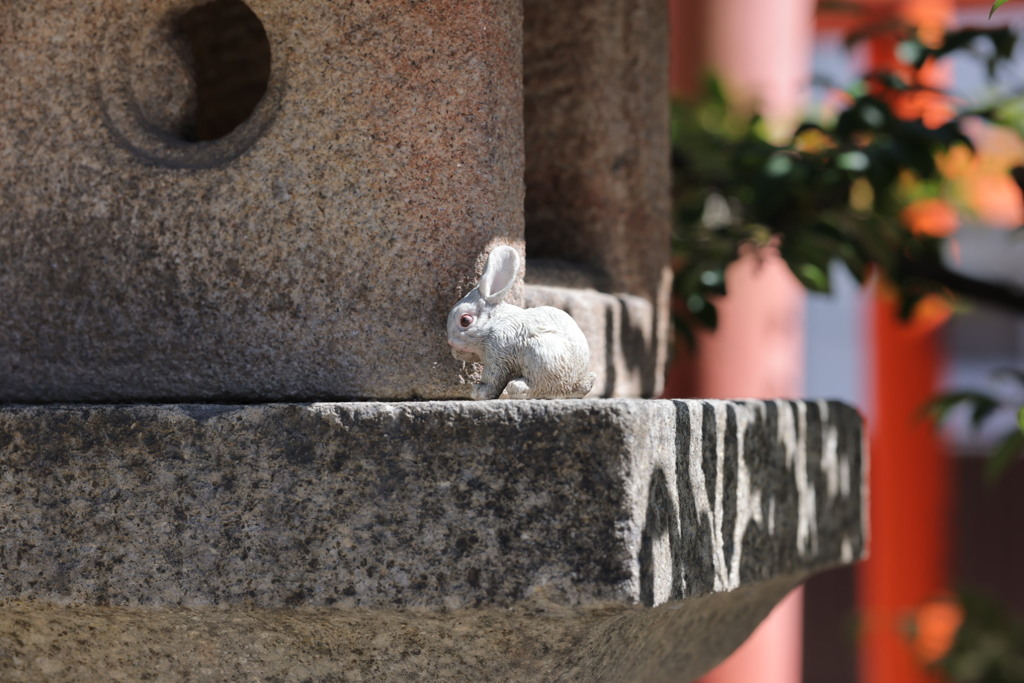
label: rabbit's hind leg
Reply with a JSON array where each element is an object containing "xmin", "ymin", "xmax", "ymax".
[
  {"xmin": 503, "ymin": 378, "xmax": 532, "ymax": 398},
  {"xmin": 568, "ymin": 372, "xmax": 597, "ymax": 398}
]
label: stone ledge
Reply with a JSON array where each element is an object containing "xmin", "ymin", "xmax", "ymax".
[
  {"xmin": 0, "ymin": 573, "xmax": 804, "ymax": 682},
  {"xmin": 0, "ymin": 399, "xmax": 864, "ymax": 610}
]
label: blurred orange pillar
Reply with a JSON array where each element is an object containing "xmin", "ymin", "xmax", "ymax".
[
  {"xmin": 859, "ymin": 2, "xmax": 954, "ymax": 682},
  {"xmin": 667, "ymin": 0, "xmax": 815, "ymax": 681}
]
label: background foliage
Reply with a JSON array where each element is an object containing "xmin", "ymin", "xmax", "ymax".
[
  {"xmin": 670, "ymin": 18, "xmax": 1024, "ymax": 681},
  {"xmin": 671, "ymin": 27, "xmax": 1024, "ymax": 335}
]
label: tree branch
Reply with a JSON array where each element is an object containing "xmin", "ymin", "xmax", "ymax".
[{"xmin": 910, "ymin": 258, "xmax": 1024, "ymax": 316}]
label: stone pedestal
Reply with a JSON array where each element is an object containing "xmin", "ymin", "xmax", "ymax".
[
  {"xmin": 0, "ymin": 399, "xmax": 866, "ymax": 680},
  {"xmin": 1, "ymin": 0, "xmax": 524, "ymax": 401},
  {"xmin": 1, "ymin": 3, "xmax": 864, "ymax": 681},
  {"xmin": 1, "ymin": 0, "xmax": 674, "ymax": 402}
]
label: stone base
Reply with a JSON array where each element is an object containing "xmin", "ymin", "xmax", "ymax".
[
  {"xmin": 0, "ymin": 399, "xmax": 865, "ymax": 680},
  {"xmin": 0, "ymin": 573, "xmax": 802, "ymax": 682}
]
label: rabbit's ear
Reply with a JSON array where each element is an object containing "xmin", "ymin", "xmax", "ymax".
[{"xmin": 478, "ymin": 246, "xmax": 520, "ymax": 305}]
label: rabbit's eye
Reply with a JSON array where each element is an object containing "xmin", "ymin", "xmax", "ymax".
[{"xmin": 459, "ymin": 314, "xmax": 474, "ymax": 328}]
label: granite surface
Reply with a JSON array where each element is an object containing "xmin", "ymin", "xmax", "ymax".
[
  {"xmin": 0, "ymin": 399, "xmax": 865, "ymax": 680},
  {"xmin": 0, "ymin": 400, "xmax": 864, "ymax": 608},
  {"xmin": 523, "ymin": 0, "xmax": 672, "ymax": 310},
  {"xmin": 0, "ymin": 0, "xmax": 523, "ymax": 401}
]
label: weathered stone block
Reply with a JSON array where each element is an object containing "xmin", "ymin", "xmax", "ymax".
[
  {"xmin": 521, "ymin": 0, "xmax": 673, "ymax": 398},
  {"xmin": 524, "ymin": 0, "xmax": 672, "ymax": 308},
  {"xmin": 0, "ymin": 0, "xmax": 523, "ymax": 401},
  {"xmin": 0, "ymin": 399, "xmax": 865, "ymax": 680}
]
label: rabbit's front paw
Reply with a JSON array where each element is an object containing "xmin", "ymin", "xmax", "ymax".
[{"xmin": 471, "ymin": 383, "xmax": 503, "ymax": 400}]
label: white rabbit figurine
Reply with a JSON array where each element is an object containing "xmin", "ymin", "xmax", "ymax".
[{"xmin": 447, "ymin": 245, "xmax": 596, "ymax": 400}]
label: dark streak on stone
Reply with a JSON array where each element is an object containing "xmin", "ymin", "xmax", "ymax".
[{"xmin": 675, "ymin": 402, "xmax": 715, "ymax": 597}]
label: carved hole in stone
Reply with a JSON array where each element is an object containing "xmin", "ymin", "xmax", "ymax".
[{"xmin": 174, "ymin": 0, "xmax": 271, "ymax": 142}]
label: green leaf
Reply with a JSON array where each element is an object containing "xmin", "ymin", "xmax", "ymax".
[
  {"xmin": 971, "ymin": 400, "xmax": 999, "ymax": 430},
  {"xmin": 794, "ymin": 262, "xmax": 832, "ymax": 293},
  {"xmin": 985, "ymin": 430, "xmax": 1024, "ymax": 483},
  {"xmin": 921, "ymin": 392, "xmax": 1000, "ymax": 427},
  {"xmin": 990, "ymin": 0, "xmax": 1012, "ymax": 19},
  {"xmin": 686, "ymin": 294, "xmax": 718, "ymax": 330},
  {"xmin": 1018, "ymin": 406, "xmax": 1024, "ymax": 433},
  {"xmin": 836, "ymin": 150, "xmax": 871, "ymax": 172},
  {"xmin": 699, "ymin": 268, "xmax": 727, "ymax": 296},
  {"xmin": 838, "ymin": 242, "xmax": 869, "ymax": 283},
  {"xmin": 697, "ymin": 299, "xmax": 718, "ymax": 330},
  {"xmin": 896, "ymin": 40, "xmax": 925, "ymax": 67},
  {"xmin": 672, "ymin": 312, "xmax": 697, "ymax": 350},
  {"xmin": 764, "ymin": 153, "xmax": 795, "ymax": 178}
]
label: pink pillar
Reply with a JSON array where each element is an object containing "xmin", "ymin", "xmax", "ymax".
[
  {"xmin": 693, "ymin": 253, "xmax": 807, "ymax": 400},
  {"xmin": 668, "ymin": 0, "xmax": 816, "ymax": 681},
  {"xmin": 695, "ymin": 259, "xmax": 807, "ymax": 683},
  {"xmin": 702, "ymin": 0, "xmax": 817, "ymax": 133}
]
